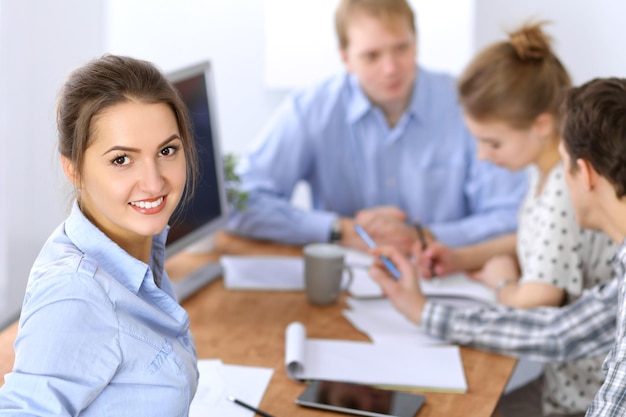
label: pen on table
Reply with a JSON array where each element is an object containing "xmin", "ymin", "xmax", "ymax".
[
  {"xmin": 354, "ymin": 224, "xmax": 402, "ymax": 280},
  {"xmin": 415, "ymin": 222, "xmax": 438, "ymax": 279},
  {"xmin": 228, "ymin": 396, "xmax": 276, "ymax": 417}
]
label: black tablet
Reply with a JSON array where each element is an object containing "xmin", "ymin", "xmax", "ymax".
[{"xmin": 295, "ymin": 380, "xmax": 426, "ymax": 417}]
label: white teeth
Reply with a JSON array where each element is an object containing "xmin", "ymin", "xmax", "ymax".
[{"xmin": 130, "ymin": 197, "xmax": 163, "ymax": 209}]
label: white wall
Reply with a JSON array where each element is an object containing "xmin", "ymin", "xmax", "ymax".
[
  {"xmin": 475, "ymin": 0, "xmax": 626, "ymax": 84},
  {"xmin": 0, "ymin": 0, "xmax": 105, "ymax": 327},
  {"xmin": 264, "ymin": 0, "xmax": 476, "ymax": 89},
  {"xmin": 105, "ymin": 0, "xmax": 288, "ymax": 155},
  {"xmin": 0, "ymin": 1, "xmax": 6, "ymax": 315}
]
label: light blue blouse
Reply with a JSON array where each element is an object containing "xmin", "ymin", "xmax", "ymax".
[
  {"xmin": 0, "ymin": 202, "xmax": 198, "ymax": 416},
  {"xmin": 229, "ymin": 66, "xmax": 527, "ymax": 247}
]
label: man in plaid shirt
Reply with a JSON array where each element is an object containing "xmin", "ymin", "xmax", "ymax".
[{"xmin": 370, "ymin": 77, "xmax": 626, "ymax": 417}]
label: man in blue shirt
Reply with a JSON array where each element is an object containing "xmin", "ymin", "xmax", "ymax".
[{"xmin": 228, "ymin": 0, "xmax": 527, "ymax": 253}]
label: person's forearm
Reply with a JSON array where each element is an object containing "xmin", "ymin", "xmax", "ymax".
[
  {"xmin": 421, "ymin": 281, "xmax": 616, "ymax": 363},
  {"xmin": 453, "ymin": 233, "xmax": 517, "ymax": 271},
  {"xmin": 497, "ymin": 281, "xmax": 565, "ymax": 309}
]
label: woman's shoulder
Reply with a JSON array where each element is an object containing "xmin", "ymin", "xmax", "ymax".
[{"xmin": 25, "ymin": 230, "xmax": 113, "ymax": 313}]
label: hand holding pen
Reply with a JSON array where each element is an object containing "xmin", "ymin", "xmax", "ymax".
[
  {"xmin": 354, "ymin": 224, "xmax": 402, "ymax": 279},
  {"xmin": 413, "ymin": 223, "xmax": 439, "ymax": 279}
]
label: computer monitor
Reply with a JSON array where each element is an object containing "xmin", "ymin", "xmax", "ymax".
[{"xmin": 166, "ymin": 61, "xmax": 228, "ymax": 300}]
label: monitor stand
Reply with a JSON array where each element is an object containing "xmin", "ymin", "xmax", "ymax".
[{"xmin": 171, "ymin": 261, "xmax": 223, "ymax": 302}]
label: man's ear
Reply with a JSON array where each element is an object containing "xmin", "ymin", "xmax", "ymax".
[
  {"xmin": 61, "ymin": 156, "xmax": 79, "ymax": 189},
  {"xmin": 340, "ymin": 48, "xmax": 352, "ymax": 73},
  {"xmin": 576, "ymin": 158, "xmax": 598, "ymax": 191}
]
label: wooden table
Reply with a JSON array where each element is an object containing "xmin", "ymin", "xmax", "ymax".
[{"xmin": 0, "ymin": 232, "xmax": 517, "ymax": 416}]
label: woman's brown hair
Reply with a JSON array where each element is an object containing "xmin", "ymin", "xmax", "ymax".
[{"xmin": 458, "ymin": 22, "xmax": 571, "ymax": 130}]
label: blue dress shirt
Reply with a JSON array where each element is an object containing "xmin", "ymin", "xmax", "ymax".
[
  {"xmin": 228, "ymin": 66, "xmax": 527, "ymax": 247},
  {"xmin": 0, "ymin": 203, "xmax": 198, "ymax": 416}
]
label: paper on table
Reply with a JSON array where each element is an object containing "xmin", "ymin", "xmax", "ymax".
[
  {"xmin": 342, "ymin": 297, "xmax": 444, "ymax": 346},
  {"xmin": 284, "ymin": 322, "xmax": 467, "ymax": 393},
  {"xmin": 345, "ymin": 250, "xmax": 496, "ymax": 305},
  {"xmin": 220, "ymin": 251, "xmax": 495, "ymax": 304},
  {"xmin": 221, "ymin": 255, "xmax": 304, "ymax": 290},
  {"xmin": 189, "ymin": 359, "xmax": 274, "ymax": 417},
  {"xmin": 221, "ymin": 253, "xmax": 358, "ymax": 291}
]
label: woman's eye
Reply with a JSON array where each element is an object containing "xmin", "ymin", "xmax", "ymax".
[
  {"xmin": 160, "ymin": 145, "xmax": 180, "ymax": 157},
  {"xmin": 111, "ymin": 155, "xmax": 130, "ymax": 166}
]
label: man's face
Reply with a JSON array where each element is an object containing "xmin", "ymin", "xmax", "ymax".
[{"xmin": 341, "ymin": 13, "xmax": 417, "ymax": 113}]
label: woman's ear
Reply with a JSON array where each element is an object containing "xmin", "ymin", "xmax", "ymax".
[
  {"xmin": 61, "ymin": 156, "xmax": 79, "ymax": 188},
  {"xmin": 532, "ymin": 113, "xmax": 555, "ymax": 139}
]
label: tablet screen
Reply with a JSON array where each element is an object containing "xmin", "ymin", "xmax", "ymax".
[{"xmin": 295, "ymin": 380, "xmax": 425, "ymax": 417}]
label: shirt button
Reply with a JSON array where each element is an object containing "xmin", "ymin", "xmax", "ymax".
[{"xmin": 386, "ymin": 178, "xmax": 396, "ymax": 187}]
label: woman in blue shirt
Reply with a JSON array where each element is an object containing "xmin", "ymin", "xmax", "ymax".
[{"xmin": 0, "ymin": 55, "xmax": 200, "ymax": 416}]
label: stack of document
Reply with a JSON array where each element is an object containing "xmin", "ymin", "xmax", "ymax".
[
  {"xmin": 189, "ymin": 359, "xmax": 273, "ymax": 417},
  {"xmin": 284, "ymin": 322, "xmax": 467, "ymax": 393},
  {"xmin": 221, "ymin": 252, "xmax": 496, "ymax": 305}
]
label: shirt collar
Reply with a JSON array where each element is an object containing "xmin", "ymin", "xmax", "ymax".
[
  {"xmin": 346, "ymin": 65, "xmax": 423, "ymax": 125},
  {"xmin": 613, "ymin": 237, "xmax": 626, "ymax": 279},
  {"xmin": 64, "ymin": 201, "xmax": 169, "ymax": 294}
]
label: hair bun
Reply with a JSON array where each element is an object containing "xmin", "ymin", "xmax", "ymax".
[{"xmin": 509, "ymin": 21, "xmax": 552, "ymax": 61}]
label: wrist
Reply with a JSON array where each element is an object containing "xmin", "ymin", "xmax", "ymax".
[
  {"xmin": 329, "ymin": 218, "xmax": 342, "ymax": 243},
  {"xmin": 412, "ymin": 222, "xmax": 435, "ymax": 244},
  {"xmin": 494, "ymin": 278, "xmax": 515, "ymax": 293}
]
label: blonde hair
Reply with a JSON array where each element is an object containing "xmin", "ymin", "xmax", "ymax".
[
  {"xmin": 458, "ymin": 22, "xmax": 571, "ymax": 130},
  {"xmin": 334, "ymin": 0, "xmax": 416, "ymax": 50}
]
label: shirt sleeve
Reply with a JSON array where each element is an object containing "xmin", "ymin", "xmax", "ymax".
[
  {"xmin": 587, "ymin": 343, "xmax": 626, "ymax": 416},
  {"xmin": 421, "ymin": 278, "xmax": 617, "ymax": 362},
  {"xmin": 0, "ymin": 273, "xmax": 122, "ymax": 416},
  {"xmin": 227, "ymin": 95, "xmax": 337, "ymax": 244},
  {"xmin": 428, "ymin": 136, "xmax": 528, "ymax": 247}
]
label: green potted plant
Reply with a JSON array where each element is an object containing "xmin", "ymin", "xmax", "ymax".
[{"xmin": 223, "ymin": 153, "xmax": 248, "ymax": 212}]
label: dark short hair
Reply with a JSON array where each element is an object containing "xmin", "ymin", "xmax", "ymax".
[
  {"xmin": 57, "ymin": 54, "xmax": 198, "ymax": 204},
  {"xmin": 561, "ymin": 77, "xmax": 626, "ymax": 198}
]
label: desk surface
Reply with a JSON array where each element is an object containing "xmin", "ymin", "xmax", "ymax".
[{"xmin": 0, "ymin": 232, "xmax": 516, "ymax": 417}]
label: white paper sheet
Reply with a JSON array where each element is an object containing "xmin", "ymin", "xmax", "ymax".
[
  {"xmin": 342, "ymin": 297, "xmax": 444, "ymax": 346},
  {"xmin": 345, "ymin": 251, "xmax": 497, "ymax": 305},
  {"xmin": 221, "ymin": 253, "xmax": 361, "ymax": 291},
  {"xmin": 284, "ymin": 322, "xmax": 467, "ymax": 393},
  {"xmin": 221, "ymin": 255, "xmax": 304, "ymax": 290},
  {"xmin": 189, "ymin": 359, "xmax": 274, "ymax": 417},
  {"xmin": 221, "ymin": 252, "xmax": 496, "ymax": 305}
]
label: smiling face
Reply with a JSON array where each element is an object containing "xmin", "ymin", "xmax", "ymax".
[
  {"xmin": 341, "ymin": 12, "xmax": 416, "ymax": 116},
  {"xmin": 64, "ymin": 101, "xmax": 187, "ymax": 254}
]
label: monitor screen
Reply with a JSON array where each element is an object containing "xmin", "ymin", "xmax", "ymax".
[{"xmin": 165, "ymin": 61, "xmax": 228, "ymax": 258}]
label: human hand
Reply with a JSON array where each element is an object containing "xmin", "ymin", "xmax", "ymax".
[
  {"xmin": 355, "ymin": 206, "xmax": 416, "ymax": 255},
  {"xmin": 337, "ymin": 218, "xmax": 369, "ymax": 252},
  {"xmin": 368, "ymin": 246, "xmax": 426, "ymax": 324},
  {"xmin": 471, "ymin": 255, "xmax": 519, "ymax": 289},
  {"xmin": 412, "ymin": 240, "xmax": 460, "ymax": 278}
]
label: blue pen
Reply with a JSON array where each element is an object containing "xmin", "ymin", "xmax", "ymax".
[{"xmin": 354, "ymin": 224, "xmax": 402, "ymax": 280}]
